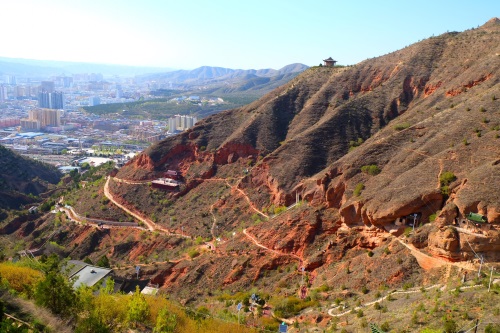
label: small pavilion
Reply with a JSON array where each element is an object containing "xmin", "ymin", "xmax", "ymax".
[{"xmin": 323, "ymin": 57, "xmax": 337, "ymax": 67}]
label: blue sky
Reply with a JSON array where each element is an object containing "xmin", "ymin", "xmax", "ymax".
[{"xmin": 1, "ymin": 0, "xmax": 498, "ymax": 69}]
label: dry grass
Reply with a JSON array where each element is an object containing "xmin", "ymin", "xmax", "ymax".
[{"xmin": 1, "ymin": 290, "xmax": 73, "ymax": 333}]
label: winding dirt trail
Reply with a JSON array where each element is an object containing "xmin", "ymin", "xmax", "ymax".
[
  {"xmin": 104, "ymin": 176, "xmax": 156, "ymax": 231},
  {"xmin": 232, "ymin": 183, "xmax": 269, "ymax": 219},
  {"xmin": 60, "ymin": 206, "xmax": 144, "ymax": 230},
  {"xmin": 327, "ymin": 284, "xmax": 441, "ymax": 317},
  {"xmin": 104, "ymin": 176, "xmax": 188, "ymax": 238},
  {"xmin": 242, "ymin": 229, "xmax": 302, "ymax": 264}
]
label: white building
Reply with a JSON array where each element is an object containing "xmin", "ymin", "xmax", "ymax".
[{"xmin": 168, "ymin": 114, "xmax": 197, "ymax": 133}]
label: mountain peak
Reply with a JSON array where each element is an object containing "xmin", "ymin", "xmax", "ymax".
[{"xmin": 481, "ymin": 17, "xmax": 500, "ymax": 27}]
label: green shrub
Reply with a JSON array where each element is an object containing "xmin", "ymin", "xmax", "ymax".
[
  {"xmin": 353, "ymin": 183, "xmax": 365, "ymax": 197},
  {"xmin": 442, "ymin": 317, "xmax": 457, "ymax": 333},
  {"xmin": 187, "ymin": 249, "xmax": 200, "ymax": 259},
  {"xmin": 361, "ymin": 164, "xmax": 381, "ymax": 175},
  {"xmin": 348, "ymin": 138, "xmax": 364, "ymax": 151},
  {"xmin": 441, "ymin": 185, "xmax": 451, "ymax": 196},
  {"xmin": 273, "ymin": 296, "xmax": 319, "ymax": 318},
  {"xmin": 485, "ymin": 323, "xmax": 500, "ymax": 333},
  {"xmin": 439, "ymin": 171, "xmax": 456, "ymax": 186},
  {"xmin": 394, "ymin": 122, "xmax": 410, "ymax": 131},
  {"xmin": 403, "ymin": 282, "xmax": 413, "ymax": 290},
  {"xmin": 317, "ymin": 284, "xmax": 329, "ymax": 292}
]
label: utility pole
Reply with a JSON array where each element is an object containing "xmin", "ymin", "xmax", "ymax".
[
  {"xmin": 488, "ymin": 266, "xmax": 494, "ymax": 292},
  {"xmin": 478, "ymin": 255, "xmax": 484, "ymax": 278}
]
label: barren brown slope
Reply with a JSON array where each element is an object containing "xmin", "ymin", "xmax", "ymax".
[
  {"xmin": 119, "ymin": 19, "xmax": 498, "ymax": 195},
  {"xmin": 115, "ymin": 19, "xmax": 499, "ymax": 261},
  {"xmin": 12, "ymin": 20, "xmax": 500, "ymax": 309}
]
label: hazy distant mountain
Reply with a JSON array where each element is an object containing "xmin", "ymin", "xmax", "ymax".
[
  {"xmin": 0, "ymin": 57, "xmax": 173, "ymax": 77},
  {"xmin": 135, "ymin": 63, "xmax": 309, "ymax": 97},
  {"xmin": 137, "ymin": 63, "xmax": 309, "ymax": 83}
]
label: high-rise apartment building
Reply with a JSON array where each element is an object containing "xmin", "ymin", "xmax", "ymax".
[
  {"xmin": 3, "ymin": 75, "xmax": 16, "ymax": 85},
  {"xmin": 0, "ymin": 85, "xmax": 7, "ymax": 101},
  {"xmin": 40, "ymin": 81, "xmax": 55, "ymax": 93},
  {"xmin": 38, "ymin": 91, "xmax": 64, "ymax": 109},
  {"xmin": 20, "ymin": 119, "xmax": 41, "ymax": 130},
  {"xmin": 21, "ymin": 108, "xmax": 62, "ymax": 130},
  {"xmin": 168, "ymin": 114, "xmax": 197, "ymax": 133}
]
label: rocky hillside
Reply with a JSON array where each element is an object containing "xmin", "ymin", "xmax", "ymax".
[
  {"xmin": 117, "ymin": 19, "xmax": 500, "ymax": 261},
  {"xmin": 0, "ymin": 145, "xmax": 62, "ymax": 210},
  {"xmin": 122, "ymin": 21, "xmax": 498, "ymax": 205},
  {"xmin": 11, "ymin": 19, "xmax": 499, "ymax": 315}
]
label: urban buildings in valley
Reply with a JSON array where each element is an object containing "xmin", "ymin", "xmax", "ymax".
[
  {"xmin": 20, "ymin": 108, "xmax": 62, "ymax": 130},
  {"xmin": 168, "ymin": 114, "xmax": 197, "ymax": 133}
]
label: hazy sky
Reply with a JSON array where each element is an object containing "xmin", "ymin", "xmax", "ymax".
[{"xmin": 2, "ymin": 0, "xmax": 498, "ymax": 70}]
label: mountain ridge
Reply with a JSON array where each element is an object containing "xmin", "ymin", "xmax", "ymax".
[
  {"xmin": 136, "ymin": 63, "xmax": 309, "ymax": 83},
  {"xmin": 118, "ymin": 19, "xmax": 500, "ymax": 264}
]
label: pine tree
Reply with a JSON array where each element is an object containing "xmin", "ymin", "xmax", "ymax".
[
  {"xmin": 34, "ymin": 254, "xmax": 76, "ymax": 317},
  {"xmin": 96, "ymin": 255, "xmax": 110, "ymax": 268},
  {"xmin": 34, "ymin": 271, "xmax": 76, "ymax": 317},
  {"xmin": 127, "ymin": 286, "xmax": 150, "ymax": 328},
  {"xmin": 153, "ymin": 307, "xmax": 177, "ymax": 333}
]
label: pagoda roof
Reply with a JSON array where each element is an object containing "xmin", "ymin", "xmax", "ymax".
[{"xmin": 323, "ymin": 57, "xmax": 337, "ymax": 62}]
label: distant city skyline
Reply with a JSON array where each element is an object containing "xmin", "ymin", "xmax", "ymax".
[{"xmin": 2, "ymin": 0, "xmax": 499, "ymax": 70}]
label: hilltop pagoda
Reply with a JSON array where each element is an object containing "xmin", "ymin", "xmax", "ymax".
[{"xmin": 323, "ymin": 57, "xmax": 337, "ymax": 67}]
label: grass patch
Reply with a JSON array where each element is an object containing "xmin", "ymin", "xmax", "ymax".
[{"xmin": 353, "ymin": 183, "xmax": 365, "ymax": 197}]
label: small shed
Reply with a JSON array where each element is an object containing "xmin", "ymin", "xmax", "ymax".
[
  {"xmin": 466, "ymin": 212, "xmax": 487, "ymax": 223},
  {"xmin": 323, "ymin": 57, "xmax": 337, "ymax": 67},
  {"xmin": 465, "ymin": 212, "xmax": 490, "ymax": 232},
  {"xmin": 164, "ymin": 170, "xmax": 179, "ymax": 180}
]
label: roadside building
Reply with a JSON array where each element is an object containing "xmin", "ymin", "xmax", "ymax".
[{"xmin": 65, "ymin": 260, "xmax": 113, "ymax": 289}]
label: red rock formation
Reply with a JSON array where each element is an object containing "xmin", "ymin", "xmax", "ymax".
[
  {"xmin": 445, "ymin": 73, "xmax": 492, "ymax": 97},
  {"xmin": 424, "ymin": 81, "xmax": 442, "ymax": 97},
  {"xmin": 214, "ymin": 142, "xmax": 259, "ymax": 165}
]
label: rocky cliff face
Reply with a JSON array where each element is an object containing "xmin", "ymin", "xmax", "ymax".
[{"xmin": 111, "ymin": 19, "xmax": 500, "ymax": 293}]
